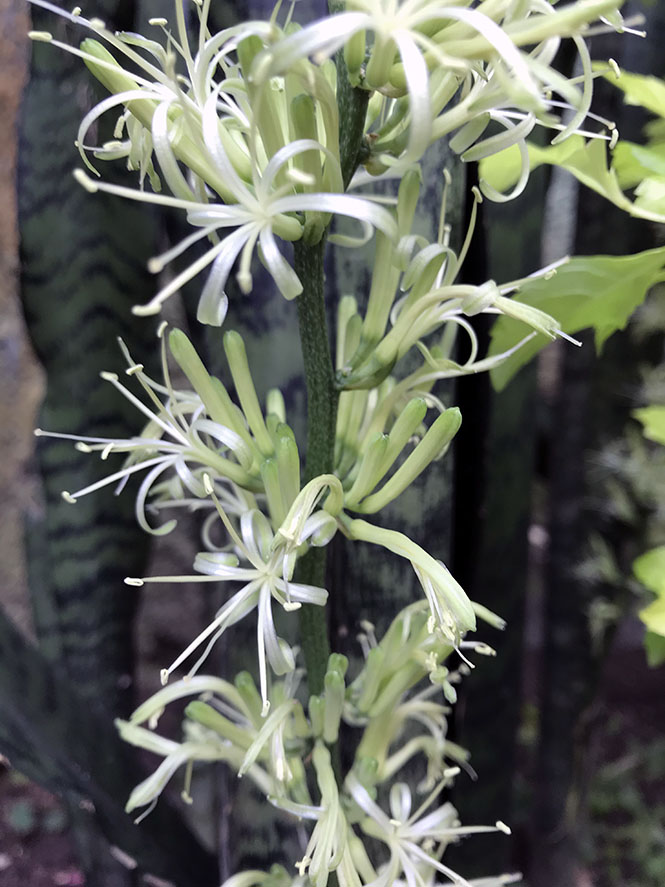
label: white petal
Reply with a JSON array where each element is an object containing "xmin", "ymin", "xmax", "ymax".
[
  {"xmin": 392, "ymin": 32, "xmax": 431, "ymax": 166},
  {"xmin": 273, "ymin": 193, "xmax": 398, "ymax": 241},
  {"xmin": 258, "ymin": 226, "xmax": 302, "ymax": 300},
  {"xmin": 152, "ymin": 99, "xmax": 197, "ymax": 200}
]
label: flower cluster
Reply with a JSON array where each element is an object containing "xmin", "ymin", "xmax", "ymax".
[
  {"xmin": 28, "ymin": 0, "xmax": 640, "ymax": 884},
  {"xmin": 116, "ymin": 609, "xmax": 517, "ymax": 887},
  {"xmin": 30, "ymin": 0, "xmax": 625, "ymax": 324}
]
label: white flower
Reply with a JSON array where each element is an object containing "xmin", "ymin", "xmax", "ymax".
[
  {"xmin": 263, "ymin": 0, "xmax": 624, "ymax": 176},
  {"xmin": 276, "ymin": 744, "xmax": 352, "ymax": 887},
  {"xmin": 346, "ymin": 775, "xmax": 512, "ymax": 887},
  {"xmin": 73, "ymin": 143, "xmax": 397, "ymax": 324},
  {"xmin": 127, "ymin": 495, "xmax": 328, "ymax": 714},
  {"xmin": 34, "ymin": 334, "xmax": 258, "ymax": 534},
  {"xmin": 345, "ymin": 518, "xmax": 476, "ymax": 646},
  {"xmin": 116, "ymin": 671, "xmax": 307, "ymax": 814},
  {"xmin": 30, "ymin": 0, "xmax": 398, "ymax": 323}
]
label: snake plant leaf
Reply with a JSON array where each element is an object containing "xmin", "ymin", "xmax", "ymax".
[
  {"xmin": 19, "ymin": 4, "xmax": 165, "ymax": 880},
  {"xmin": 488, "ymin": 246, "xmax": 665, "ymax": 391},
  {"xmin": 20, "ymin": 0, "xmax": 162, "ymax": 709},
  {"xmin": 0, "ymin": 603, "xmax": 218, "ymax": 886}
]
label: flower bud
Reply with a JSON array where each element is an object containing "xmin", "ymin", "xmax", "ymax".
[
  {"xmin": 344, "ymin": 433, "xmax": 389, "ymax": 508},
  {"xmin": 355, "ymin": 408, "xmax": 462, "ymax": 513},
  {"xmin": 169, "ymin": 329, "xmax": 246, "ymax": 439},
  {"xmin": 81, "ymin": 39, "xmax": 157, "ymax": 129},
  {"xmin": 235, "ymin": 671, "xmax": 264, "ymax": 726},
  {"xmin": 276, "ymin": 428, "xmax": 301, "ymax": 510},
  {"xmin": 261, "ymin": 458, "xmax": 288, "ymax": 528},
  {"xmin": 397, "ymin": 167, "xmax": 421, "ymax": 239},
  {"xmin": 343, "ymin": 29, "xmax": 366, "ymax": 85},
  {"xmin": 185, "ymin": 701, "xmax": 252, "ymax": 750},
  {"xmin": 266, "ymin": 388, "xmax": 286, "ymax": 423},
  {"xmin": 328, "ymin": 652, "xmax": 349, "ymax": 678},
  {"xmin": 309, "ymin": 694, "xmax": 325, "ymax": 738},
  {"xmin": 357, "ymin": 647, "xmax": 385, "ymax": 714},
  {"xmin": 379, "ymin": 397, "xmax": 428, "ymax": 476},
  {"xmin": 365, "ymin": 35, "xmax": 397, "ymax": 90},
  {"xmin": 224, "ymin": 330, "xmax": 274, "ymax": 457},
  {"xmin": 323, "ymin": 669, "xmax": 345, "ymax": 744}
]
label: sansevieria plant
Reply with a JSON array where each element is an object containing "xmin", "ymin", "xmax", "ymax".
[{"xmin": 27, "ymin": 0, "xmax": 665, "ymax": 884}]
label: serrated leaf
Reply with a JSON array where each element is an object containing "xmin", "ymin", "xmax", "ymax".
[
  {"xmin": 480, "ymin": 137, "xmax": 665, "ymax": 223},
  {"xmin": 639, "ymin": 597, "xmax": 665, "ymax": 636},
  {"xmin": 601, "ymin": 67, "xmax": 665, "ymax": 120},
  {"xmin": 488, "ymin": 247, "xmax": 665, "ymax": 391},
  {"xmin": 633, "ymin": 406, "xmax": 665, "ymax": 445},
  {"xmin": 644, "ymin": 631, "xmax": 665, "ymax": 667},
  {"xmin": 634, "ymin": 547, "xmax": 665, "ymax": 656},
  {"xmin": 633, "ymin": 545, "xmax": 665, "ymax": 596},
  {"xmin": 613, "ymin": 141, "xmax": 665, "ymax": 189}
]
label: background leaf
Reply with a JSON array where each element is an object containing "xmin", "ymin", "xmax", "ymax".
[
  {"xmin": 633, "ymin": 545, "xmax": 665, "ymax": 596},
  {"xmin": 488, "ymin": 247, "xmax": 665, "ymax": 391},
  {"xmin": 644, "ymin": 630, "xmax": 665, "ymax": 666},
  {"xmin": 633, "ymin": 405, "xmax": 665, "ymax": 445}
]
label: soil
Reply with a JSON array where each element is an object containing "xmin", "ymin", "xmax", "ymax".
[{"xmin": 0, "ymin": 764, "xmax": 82, "ymax": 887}]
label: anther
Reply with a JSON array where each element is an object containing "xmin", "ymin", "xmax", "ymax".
[
  {"xmin": 132, "ymin": 303, "xmax": 161, "ymax": 316},
  {"xmin": 62, "ymin": 491, "xmax": 78, "ymax": 504},
  {"xmin": 73, "ymin": 169, "xmax": 99, "ymax": 192}
]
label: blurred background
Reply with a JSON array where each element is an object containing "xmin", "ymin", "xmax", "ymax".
[{"xmin": 1, "ymin": 1, "xmax": 665, "ymax": 885}]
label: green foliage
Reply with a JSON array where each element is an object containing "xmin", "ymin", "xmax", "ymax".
[
  {"xmin": 488, "ymin": 247, "xmax": 665, "ymax": 390},
  {"xmin": 633, "ymin": 546, "xmax": 665, "ymax": 663},
  {"xmin": 480, "ymin": 62, "xmax": 665, "ymax": 226},
  {"xmin": 481, "ymin": 136, "xmax": 665, "ymax": 223},
  {"xmin": 588, "ymin": 723, "xmax": 665, "ymax": 886},
  {"xmin": 633, "ymin": 405, "xmax": 665, "ymax": 445}
]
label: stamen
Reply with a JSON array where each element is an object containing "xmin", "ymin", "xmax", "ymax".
[
  {"xmin": 100, "ymin": 371, "xmax": 189, "ymax": 445},
  {"xmin": 555, "ymin": 329, "xmax": 582, "ymax": 347},
  {"xmin": 181, "ymin": 760, "xmax": 194, "ymax": 804},
  {"xmin": 133, "ymin": 798, "xmax": 157, "ymax": 825}
]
